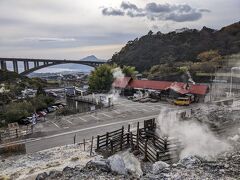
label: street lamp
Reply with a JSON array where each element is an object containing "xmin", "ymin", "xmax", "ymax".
[{"xmin": 230, "ymin": 67, "xmax": 240, "ymax": 97}]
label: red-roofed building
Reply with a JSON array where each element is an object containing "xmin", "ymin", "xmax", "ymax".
[
  {"xmin": 112, "ymin": 77, "xmax": 209, "ymax": 102},
  {"xmin": 128, "ymin": 79, "xmax": 172, "ymax": 90}
]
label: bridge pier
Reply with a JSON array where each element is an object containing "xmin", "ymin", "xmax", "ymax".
[
  {"xmin": 43, "ymin": 61, "xmax": 49, "ymax": 65},
  {"xmin": 0, "ymin": 60, "xmax": 7, "ymax": 71},
  {"xmin": 34, "ymin": 61, "xmax": 39, "ymax": 68},
  {"xmin": 13, "ymin": 61, "xmax": 18, "ymax": 73},
  {"xmin": 24, "ymin": 61, "xmax": 29, "ymax": 71}
]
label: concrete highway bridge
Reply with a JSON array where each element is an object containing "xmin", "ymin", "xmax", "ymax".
[{"xmin": 0, "ymin": 57, "xmax": 105, "ymax": 75}]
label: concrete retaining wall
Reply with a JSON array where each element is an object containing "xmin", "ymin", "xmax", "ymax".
[{"xmin": 0, "ymin": 143, "xmax": 26, "ymax": 156}]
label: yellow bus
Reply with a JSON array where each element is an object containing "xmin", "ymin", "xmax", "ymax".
[{"xmin": 174, "ymin": 97, "xmax": 191, "ymax": 106}]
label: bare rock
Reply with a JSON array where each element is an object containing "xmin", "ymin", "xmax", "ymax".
[
  {"xmin": 48, "ymin": 170, "xmax": 62, "ymax": 178},
  {"xmin": 108, "ymin": 154, "xmax": 127, "ymax": 175},
  {"xmin": 35, "ymin": 172, "xmax": 48, "ymax": 180},
  {"xmin": 85, "ymin": 159, "xmax": 110, "ymax": 172},
  {"xmin": 152, "ymin": 161, "xmax": 170, "ymax": 174},
  {"xmin": 178, "ymin": 156, "xmax": 201, "ymax": 169}
]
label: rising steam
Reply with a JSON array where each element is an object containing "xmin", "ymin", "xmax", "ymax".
[
  {"xmin": 106, "ymin": 67, "xmax": 125, "ymax": 104},
  {"xmin": 156, "ymin": 108, "xmax": 231, "ymax": 159}
]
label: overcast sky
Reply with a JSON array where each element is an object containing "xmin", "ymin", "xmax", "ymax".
[{"xmin": 0, "ymin": 0, "xmax": 239, "ymax": 60}]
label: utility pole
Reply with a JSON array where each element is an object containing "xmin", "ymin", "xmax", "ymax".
[{"xmin": 230, "ymin": 67, "xmax": 240, "ymax": 97}]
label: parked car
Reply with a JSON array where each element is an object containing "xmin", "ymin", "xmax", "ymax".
[
  {"xmin": 37, "ymin": 111, "xmax": 47, "ymax": 117},
  {"xmin": 150, "ymin": 98, "xmax": 158, "ymax": 103},
  {"xmin": 132, "ymin": 97, "xmax": 142, "ymax": 102},
  {"xmin": 127, "ymin": 96, "xmax": 134, "ymax": 100},
  {"xmin": 58, "ymin": 105, "xmax": 64, "ymax": 109},
  {"xmin": 51, "ymin": 106, "xmax": 59, "ymax": 111},
  {"xmin": 47, "ymin": 107, "xmax": 55, "ymax": 113},
  {"xmin": 174, "ymin": 97, "xmax": 191, "ymax": 106},
  {"xmin": 139, "ymin": 97, "xmax": 151, "ymax": 103},
  {"xmin": 19, "ymin": 117, "xmax": 32, "ymax": 125},
  {"xmin": 48, "ymin": 91, "xmax": 58, "ymax": 98},
  {"xmin": 42, "ymin": 109, "xmax": 48, "ymax": 114}
]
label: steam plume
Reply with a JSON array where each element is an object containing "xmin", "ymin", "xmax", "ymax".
[{"xmin": 156, "ymin": 108, "xmax": 231, "ymax": 159}]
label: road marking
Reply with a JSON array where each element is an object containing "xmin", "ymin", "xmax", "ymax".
[
  {"xmin": 90, "ymin": 115, "xmax": 99, "ymax": 120},
  {"xmin": 100, "ymin": 113, "xmax": 112, "ymax": 118},
  {"xmin": 113, "ymin": 110, "xmax": 121, "ymax": 114},
  {"xmin": 79, "ymin": 117, "xmax": 87, "ymax": 122},
  {"xmin": 66, "ymin": 119, "xmax": 73, "ymax": 124},
  {"xmin": 50, "ymin": 121, "xmax": 60, "ymax": 128},
  {"xmin": 139, "ymin": 108, "xmax": 148, "ymax": 112},
  {"xmin": 25, "ymin": 114, "xmax": 158, "ymax": 143},
  {"xmin": 151, "ymin": 107, "xmax": 159, "ymax": 111},
  {"xmin": 63, "ymin": 127, "xmax": 69, "ymax": 129}
]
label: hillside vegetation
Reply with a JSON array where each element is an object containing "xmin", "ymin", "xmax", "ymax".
[{"xmin": 110, "ymin": 22, "xmax": 240, "ymax": 72}]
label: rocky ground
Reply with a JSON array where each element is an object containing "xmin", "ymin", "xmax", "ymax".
[
  {"xmin": 33, "ymin": 148, "xmax": 240, "ymax": 180},
  {"xmin": 0, "ymin": 104, "xmax": 240, "ymax": 180},
  {"xmin": 0, "ymin": 143, "xmax": 93, "ymax": 180}
]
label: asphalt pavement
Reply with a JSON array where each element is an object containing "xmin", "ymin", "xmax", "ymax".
[{"xmin": 3, "ymin": 97, "xmax": 197, "ymax": 153}]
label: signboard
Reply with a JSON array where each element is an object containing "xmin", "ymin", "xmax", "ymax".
[{"xmin": 90, "ymin": 106, "xmax": 96, "ymax": 111}]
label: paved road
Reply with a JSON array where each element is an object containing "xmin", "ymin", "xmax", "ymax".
[
  {"xmin": 25, "ymin": 115, "xmax": 157, "ymax": 153},
  {"xmin": 2, "ymin": 97, "xmax": 197, "ymax": 153}
]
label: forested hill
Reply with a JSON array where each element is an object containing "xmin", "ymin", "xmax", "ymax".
[{"xmin": 110, "ymin": 21, "xmax": 240, "ymax": 72}]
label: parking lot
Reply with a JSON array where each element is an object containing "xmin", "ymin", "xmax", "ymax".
[{"xmin": 33, "ymin": 97, "xmax": 193, "ymax": 134}]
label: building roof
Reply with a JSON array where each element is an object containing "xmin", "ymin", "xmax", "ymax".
[
  {"xmin": 128, "ymin": 79, "xmax": 172, "ymax": 90},
  {"xmin": 112, "ymin": 77, "xmax": 132, "ymax": 88},
  {"xmin": 113, "ymin": 77, "xmax": 209, "ymax": 95},
  {"xmin": 189, "ymin": 84, "xmax": 209, "ymax": 95},
  {"xmin": 166, "ymin": 82, "xmax": 190, "ymax": 95}
]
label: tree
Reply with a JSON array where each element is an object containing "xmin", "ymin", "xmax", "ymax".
[
  {"xmin": 122, "ymin": 66, "xmax": 137, "ymax": 78},
  {"xmin": 148, "ymin": 30, "xmax": 153, "ymax": 36},
  {"xmin": 4, "ymin": 101, "xmax": 33, "ymax": 123},
  {"xmin": 197, "ymin": 50, "xmax": 221, "ymax": 62},
  {"xmin": 88, "ymin": 64, "xmax": 114, "ymax": 92},
  {"xmin": 30, "ymin": 94, "xmax": 55, "ymax": 112},
  {"xmin": 36, "ymin": 85, "xmax": 46, "ymax": 96}
]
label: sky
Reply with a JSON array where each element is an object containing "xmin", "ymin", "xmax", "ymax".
[{"xmin": 0, "ymin": 0, "xmax": 239, "ymax": 60}]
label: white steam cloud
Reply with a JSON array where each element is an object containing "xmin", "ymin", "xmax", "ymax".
[
  {"xmin": 106, "ymin": 67, "xmax": 125, "ymax": 104},
  {"xmin": 112, "ymin": 67, "xmax": 125, "ymax": 79},
  {"xmin": 156, "ymin": 108, "xmax": 231, "ymax": 159}
]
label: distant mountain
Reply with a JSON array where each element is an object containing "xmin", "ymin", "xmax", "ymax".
[
  {"xmin": 110, "ymin": 21, "xmax": 240, "ymax": 72},
  {"xmin": 80, "ymin": 55, "xmax": 106, "ymax": 62}
]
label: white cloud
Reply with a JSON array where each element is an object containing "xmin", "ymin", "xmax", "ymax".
[
  {"xmin": 0, "ymin": 0, "xmax": 239, "ymax": 59},
  {"xmin": 102, "ymin": 1, "xmax": 209, "ymax": 22}
]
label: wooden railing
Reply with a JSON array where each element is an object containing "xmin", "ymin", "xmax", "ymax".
[{"xmin": 96, "ymin": 119, "xmax": 181, "ymax": 163}]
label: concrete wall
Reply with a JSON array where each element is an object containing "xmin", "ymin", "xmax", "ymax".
[{"xmin": 0, "ymin": 143, "xmax": 26, "ymax": 156}]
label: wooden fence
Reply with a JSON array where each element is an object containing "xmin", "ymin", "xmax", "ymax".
[
  {"xmin": 0, "ymin": 125, "xmax": 33, "ymax": 143},
  {"xmin": 73, "ymin": 96, "xmax": 103, "ymax": 106},
  {"xmin": 96, "ymin": 119, "xmax": 181, "ymax": 163}
]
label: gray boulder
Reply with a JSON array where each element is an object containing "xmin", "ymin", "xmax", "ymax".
[
  {"xmin": 178, "ymin": 155, "xmax": 201, "ymax": 169},
  {"xmin": 48, "ymin": 170, "xmax": 63, "ymax": 178},
  {"xmin": 152, "ymin": 161, "xmax": 170, "ymax": 174},
  {"xmin": 85, "ymin": 158, "xmax": 110, "ymax": 172},
  {"xmin": 108, "ymin": 154, "xmax": 127, "ymax": 175},
  {"xmin": 35, "ymin": 172, "xmax": 48, "ymax": 180},
  {"xmin": 107, "ymin": 150, "xmax": 143, "ymax": 178}
]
